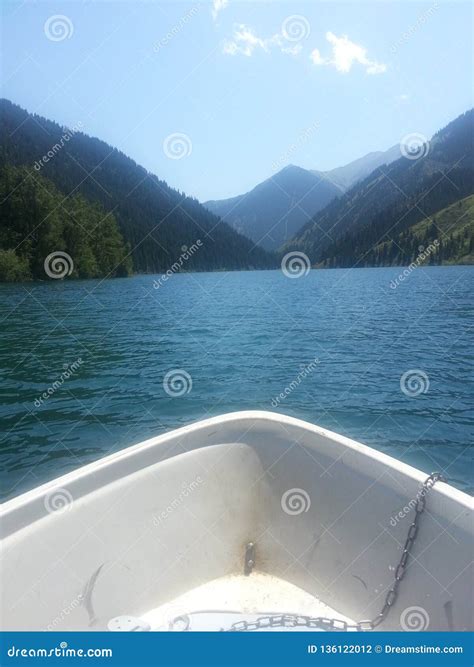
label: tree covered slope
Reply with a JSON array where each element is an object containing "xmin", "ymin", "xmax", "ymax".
[
  {"xmin": 349, "ymin": 195, "xmax": 474, "ymax": 268},
  {"xmin": 0, "ymin": 99, "xmax": 276, "ymax": 279},
  {"xmin": 0, "ymin": 166, "xmax": 133, "ymax": 281},
  {"xmin": 286, "ymin": 110, "xmax": 474, "ymax": 268}
]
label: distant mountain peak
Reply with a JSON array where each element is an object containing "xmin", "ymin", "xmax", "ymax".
[
  {"xmin": 204, "ymin": 145, "xmax": 401, "ymax": 251},
  {"xmin": 320, "ymin": 144, "xmax": 400, "ymax": 192},
  {"xmin": 279, "ymin": 163, "xmax": 308, "ymax": 173},
  {"xmin": 204, "ymin": 166, "xmax": 340, "ymax": 251}
]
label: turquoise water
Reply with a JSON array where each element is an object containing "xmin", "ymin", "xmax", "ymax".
[{"xmin": 1, "ymin": 266, "xmax": 473, "ymax": 501}]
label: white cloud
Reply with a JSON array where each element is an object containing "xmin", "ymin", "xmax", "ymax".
[
  {"xmin": 212, "ymin": 0, "xmax": 228, "ymax": 21},
  {"xmin": 222, "ymin": 24, "xmax": 270, "ymax": 56},
  {"xmin": 310, "ymin": 48, "xmax": 325, "ymax": 66},
  {"xmin": 310, "ymin": 32, "xmax": 386, "ymax": 75},
  {"xmin": 222, "ymin": 23, "xmax": 303, "ymax": 58}
]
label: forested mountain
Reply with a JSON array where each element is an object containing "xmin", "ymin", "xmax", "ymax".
[
  {"xmin": 286, "ymin": 110, "xmax": 474, "ymax": 268},
  {"xmin": 319, "ymin": 195, "xmax": 474, "ymax": 268},
  {"xmin": 0, "ymin": 99, "xmax": 275, "ymax": 279},
  {"xmin": 204, "ymin": 147, "xmax": 400, "ymax": 251},
  {"xmin": 204, "ymin": 165, "xmax": 340, "ymax": 251},
  {"xmin": 0, "ymin": 166, "xmax": 132, "ymax": 281},
  {"xmin": 2, "ymin": 99, "xmax": 471, "ymax": 277}
]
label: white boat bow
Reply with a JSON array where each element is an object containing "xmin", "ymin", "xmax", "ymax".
[{"xmin": 1, "ymin": 411, "xmax": 472, "ymax": 632}]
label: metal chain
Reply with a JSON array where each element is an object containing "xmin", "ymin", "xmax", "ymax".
[{"xmin": 227, "ymin": 472, "xmax": 445, "ymax": 632}]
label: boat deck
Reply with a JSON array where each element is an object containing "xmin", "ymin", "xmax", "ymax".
[{"xmin": 143, "ymin": 572, "xmax": 355, "ymax": 631}]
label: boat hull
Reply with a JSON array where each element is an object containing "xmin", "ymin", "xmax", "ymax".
[{"xmin": 1, "ymin": 411, "xmax": 472, "ymax": 631}]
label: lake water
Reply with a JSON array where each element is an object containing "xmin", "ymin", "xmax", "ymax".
[{"xmin": 1, "ymin": 266, "xmax": 473, "ymax": 501}]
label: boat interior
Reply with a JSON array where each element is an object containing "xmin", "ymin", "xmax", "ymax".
[{"xmin": 1, "ymin": 412, "xmax": 472, "ymax": 632}]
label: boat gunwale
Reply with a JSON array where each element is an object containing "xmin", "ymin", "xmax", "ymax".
[{"xmin": 1, "ymin": 410, "xmax": 472, "ymax": 530}]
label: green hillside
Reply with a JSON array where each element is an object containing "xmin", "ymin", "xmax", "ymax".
[
  {"xmin": 286, "ymin": 109, "xmax": 474, "ymax": 268},
  {"xmin": 0, "ymin": 166, "xmax": 132, "ymax": 281},
  {"xmin": 349, "ymin": 196, "xmax": 474, "ymax": 268},
  {"xmin": 0, "ymin": 99, "xmax": 276, "ymax": 277}
]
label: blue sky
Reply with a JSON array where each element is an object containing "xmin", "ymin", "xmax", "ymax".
[{"xmin": 2, "ymin": 1, "xmax": 472, "ymax": 201}]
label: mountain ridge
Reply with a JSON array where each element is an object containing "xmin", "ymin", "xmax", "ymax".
[
  {"xmin": 319, "ymin": 144, "xmax": 400, "ymax": 191},
  {"xmin": 286, "ymin": 109, "xmax": 474, "ymax": 268},
  {"xmin": 0, "ymin": 99, "xmax": 276, "ymax": 278},
  {"xmin": 204, "ymin": 145, "xmax": 400, "ymax": 250},
  {"xmin": 204, "ymin": 165, "xmax": 340, "ymax": 251}
]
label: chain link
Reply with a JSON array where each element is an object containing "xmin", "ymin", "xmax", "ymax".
[{"xmin": 226, "ymin": 472, "xmax": 445, "ymax": 632}]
